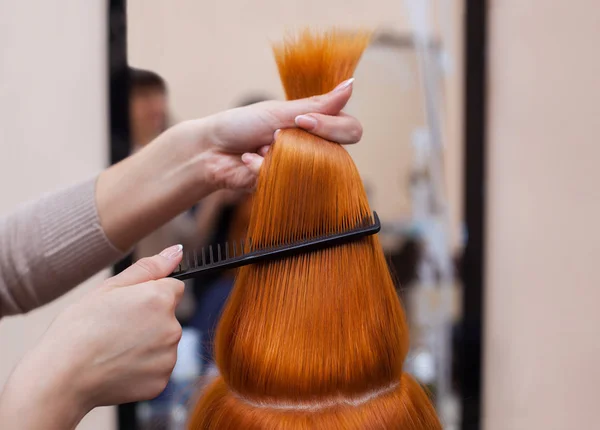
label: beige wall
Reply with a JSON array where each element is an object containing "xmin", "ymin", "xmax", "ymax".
[
  {"xmin": 485, "ymin": 1, "xmax": 600, "ymax": 429},
  {"xmin": 0, "ymin": 1, "xmax": 114, "ymax": 428},
  {"xmin": 128, "ymin": 0, "xmax": 414, "ymax": 118}
]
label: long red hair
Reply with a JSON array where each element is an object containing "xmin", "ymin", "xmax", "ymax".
[{"xmin": 188, "ymin": 29, "xmax": 441, "ymax": 429}]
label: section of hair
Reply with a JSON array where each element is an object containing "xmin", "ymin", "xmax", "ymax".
[
  {"xmin": 215, "ymin": 130, "xmax": 408, "ymax": 401},
  {"xmin": 273, "ymin": 29, "xmax": 371, "ymax": 99},
  {"xmin": 189, "ymin": 374, "xmax": 440, "ymax": 429},
  {"xmin": 188, "ymin": 29, "xmax": 441, "ymax": 429}
]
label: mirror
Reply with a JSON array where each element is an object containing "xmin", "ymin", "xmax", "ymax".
[{"xmin": 110, "ymin": 1, "xmax": 482, "ymax": 429}]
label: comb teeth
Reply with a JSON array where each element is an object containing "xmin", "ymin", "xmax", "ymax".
[
  {"xmin": 169, "ymin": 212, "xmax": 380, "ymax": 280},
  {"xmin": 174, "ymin": 238, "xmax": 252, "ymax": 272}
]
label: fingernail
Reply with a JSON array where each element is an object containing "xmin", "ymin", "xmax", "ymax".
[
  {"xmin": 259, "ymin": 145, "xmax": 270, "ymax": 156},
  {"xmin": 333, "ymin": 77, "xmax": 354, "ymax": 92},
  {"xmin": 160, "ymin": 244, "xmax": 183, "ymax": 260},
  {"xmin": 242, "ymin": 153, "xmax": 263, "ymax": 173},
  {"xmin": 241, "ymin": 153, "xmax": 253, "ymax": 164},
  {"xmin": 273, "ymin": 129, "xmax": 281, "ymax": 141},
  {"xmin": 295, "ymin": 115, "xmax": 318, "ymax": 130}
]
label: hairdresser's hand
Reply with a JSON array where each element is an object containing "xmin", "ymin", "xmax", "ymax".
[
  {"xmin": 0, "ymin": 245, "xmax": 185, "ymax": 430},
  {"xmin": 96, "ymin": 79, "xmax": 361, "ymax": 251},
  {"xmin": 176, "ymin": 78, "xmax": 361, "ymax": 190}
]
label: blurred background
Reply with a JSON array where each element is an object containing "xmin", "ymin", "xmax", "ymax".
[{"xmin": 1, "ymin": 0, "xmax": 600, "ymax": 429}]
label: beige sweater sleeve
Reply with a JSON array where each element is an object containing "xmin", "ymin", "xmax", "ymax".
[{"xmin": 0, "ymin": 177, "xmax": 124, "ymax": 318}]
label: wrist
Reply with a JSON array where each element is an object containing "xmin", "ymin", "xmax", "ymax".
[
  {"xmin": 175, "ymin": 114, "xmax": 258, "ymax": 192},
  {"xmin": 96, "ymin": 119, "xmax": 218, "ymax": 250},
  {"xmin": 0, "ymin": 349, "xmax": 91, "ymax": 429},
  {"xmin": 170, "ymin": 116, "xmax": 225, "ymax": 191}
]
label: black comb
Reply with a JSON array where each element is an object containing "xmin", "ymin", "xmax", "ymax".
[{"xmin": 169, "ymin": 211, "xmax": 381, "ymax": 280}]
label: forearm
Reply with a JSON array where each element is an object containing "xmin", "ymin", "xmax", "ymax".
[
  {"xmin": 0, "ymin": 117, "xmax": 223, "ymax": 317},
  {"xmin": 0, "ymin": 179, "xmax": 123, "ymax": 317},
  {"xmin": 96, "ymin": 118, "xmax": 223, "ymax": 251}
]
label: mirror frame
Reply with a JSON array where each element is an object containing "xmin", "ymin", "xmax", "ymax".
[
  {"xmin": 461, "ymin": 0, "xmax": 488, "ymax": 429},
  {"xmin": 108, "ymin": 0, "xmax": 136, "ymax": 428}
]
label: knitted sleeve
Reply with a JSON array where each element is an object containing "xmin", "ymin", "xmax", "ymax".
[{"xmin": 0, "ymin": 177, "xmax": 124, "ymax": 318}]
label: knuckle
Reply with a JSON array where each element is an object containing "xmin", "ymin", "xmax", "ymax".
[
  {"xmin": 160, "ymin": 291, "xmax": 177, "ymax": 309},
  {"xmin": 172, "ymin": 279, "xmax": 185, "ymax": 296},
  {"xmin": 140, "ymin": 353, "xmax": 178, "ymax": 399},
  {"xmin": 350, "ymin": 123, "xmax": 363, "ymax": 142},
  {"xmin": 159, "ymin": 351, "xmax": 178, "ymax": 380},
  {"xmin": 167, "ymin": 322, "xmax": 183, "ymax": 345},
  {"xmin": 148, "ymin": 379, "xmax": 169, "ymax": 399},
  {"xmin": 159, "ymin": 280, "xmax": 184, "ymax": 308},
  {"xmin": 309, "ymin": 95, "xmax": 325, "ymax": 110},
  {"xmin": 143, "ymin": 284, "xmax": 172, "ymax": 310},
  {"xmin": 135, "ymin": 257, "xmax": 162, "ymax": 278}
]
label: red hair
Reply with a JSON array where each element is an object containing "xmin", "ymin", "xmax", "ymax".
[{"xmin": 188, "ymin": 29, "xmax": 441, "ymax": 429}]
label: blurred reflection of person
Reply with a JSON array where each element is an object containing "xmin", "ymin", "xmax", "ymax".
[
  {"xmin": 130, "ymin": 68, "xmax": 170, "ymax": 151},
  {"xmin": 129, "ymin": 68, "xmax": 198, "ymax": 320}
]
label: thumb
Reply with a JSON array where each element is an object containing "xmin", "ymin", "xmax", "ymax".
[
  {"xmin": 107, "ymin": 244, "xmax": 184, "ymax": 287},
  {"xmin": 308, "ymin": 78, "xmax": 355, "ymax": 115},
  {"xmin": 266, "ymin": 78, "xmax": 355, "ymax": 130}
]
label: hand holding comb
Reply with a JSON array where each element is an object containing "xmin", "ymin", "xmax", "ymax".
[{"xmin": 169, "ymin": 212, "xmax": 380, "ymax": 280}]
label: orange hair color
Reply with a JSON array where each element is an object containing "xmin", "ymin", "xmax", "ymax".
[{"xmin": 188, "ymin": 29, "xmax": 442, "ymax": 429}]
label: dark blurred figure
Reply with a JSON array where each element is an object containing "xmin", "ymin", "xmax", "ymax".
[
  {"xmin": 128, "ymin": 69, "xmax": 199, "ymax": 322},
  {"xmin": 129, "ymin": 68, "xmax": 169, "ymax": 151},
  {"xmin": 189, "ymin": 95, "xmax": 270, "ymax": 375},
  {"xmin": 129, "ymin": 68, "xmax": 196, "ymax": 260},
  {"xmin": 387, "ymin": 238, "xmax": 423, "ymax": 289}
]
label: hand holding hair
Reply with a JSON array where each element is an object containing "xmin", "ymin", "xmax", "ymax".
[
  {"xmin": 0, "ymin": 245, "xmax": 185, "ymax": 430},
  {"xmin": 96, "ymin": 81, "xmax": 361, "ymax": 251},
  {"xmin": 201, "ymin": 77, "xmax": 360, "ymax": 181}
]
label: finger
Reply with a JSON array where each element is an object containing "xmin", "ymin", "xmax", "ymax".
[
  {"xmin": 259, "ymin": 145, "xmax": 271, "ymax": 156},
  {"xmin": 107, "ymin": 245, "xmax": 183, "ymax": 287},
  {"xmin": 153, "ymin": 278, "xmax": 186, "ymax": 307},
  {"xmin": 263, "ymin": 78, "xmax": 355, "ymax": 130},
  {"xmin": 241, "ymin": 152, "xmax": 264, "ymax": 175},
  {"xmin": 295, "ymin": 112, "xmax": 362, "ymax": 145},
  {"xmin": 173, "ymin": 281, "xmax": 185, "ymax": 306}
]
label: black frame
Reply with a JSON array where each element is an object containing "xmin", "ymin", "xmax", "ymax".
[
  {"xmin": 109, "ymin": 1, "xmax": 488, "ymax": 428},
  {"xmin": 461, "ymin": 0, "xmax": 488, "ymax": 429},
  {"xmin": 108, "ymin": 0, "xmax": 137, "ymax": 428}
]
